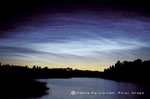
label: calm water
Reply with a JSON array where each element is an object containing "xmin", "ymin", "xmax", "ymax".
[{"xmin": 36, "ymin": 78, "xmax": 150, "ymax": 99}]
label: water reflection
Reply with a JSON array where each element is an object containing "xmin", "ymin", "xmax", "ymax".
[{"xmin": 37, "ymin": 78, "xmax": 150, "ymax": 99}]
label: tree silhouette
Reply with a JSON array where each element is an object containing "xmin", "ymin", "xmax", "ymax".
[{"xmin": 104, "ymin": 59, "xmax": 150, "ymax": 82}]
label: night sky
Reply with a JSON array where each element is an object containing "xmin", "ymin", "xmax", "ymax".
[{"xmin": 0, "ymin": 0, "xmax": 150, "ymax": 71}]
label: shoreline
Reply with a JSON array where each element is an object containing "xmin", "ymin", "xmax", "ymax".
[{"xmin": 0, "ymin": 78, "xmax": 49, "ymax": 98}]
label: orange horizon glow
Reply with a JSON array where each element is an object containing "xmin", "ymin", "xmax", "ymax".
[{"xmin": 0, "ymin": 61, "xmax": 110, "ymax": 72}]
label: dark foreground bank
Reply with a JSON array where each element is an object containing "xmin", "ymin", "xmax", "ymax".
[
  {"xmin": 0, "ymin": 64, "xmax": 50, "ymax": 98},
  {"xmin": 0, "ymin": 78, "xmax": 49, "ymax": 98}
]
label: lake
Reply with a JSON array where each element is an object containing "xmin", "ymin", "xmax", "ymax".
[{"xmin": 36, "ymin": 78, "xmax": 150, "ymax": 99}]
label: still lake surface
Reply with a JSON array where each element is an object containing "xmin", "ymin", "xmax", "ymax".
[{"xmin": 37, "ymin": 78, "xmax": 150, "ymax": 99}]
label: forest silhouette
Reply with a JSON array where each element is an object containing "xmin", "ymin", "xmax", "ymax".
[
  {"xmin": 0, "ymin": 59, "xmax": 150, "ymax": 98},
  {"xmin": 103, "ymin": 59, "xmax": 150, "ymax": 82}
]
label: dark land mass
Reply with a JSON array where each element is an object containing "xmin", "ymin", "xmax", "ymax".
[
  {"xmin": 0, "ymin": 59, "xmax": 150, "ymax": 98},
  {"xmin": 103, "ymin": 59, "xmax": 150, "ymax": 83},
  {"xmin": 0, "ymin": 79, "xmax": 48, "ymax": 98},
  {"xmin": 0, "ymin": 63, "xmax": 102, "ymax": 98}
]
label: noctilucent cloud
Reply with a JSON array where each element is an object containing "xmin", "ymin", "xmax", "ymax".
[{"xmin": 0, "ymin": 8, "xmax": 150, "ymax": 71}]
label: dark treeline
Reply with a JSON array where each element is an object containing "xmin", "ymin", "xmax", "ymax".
[
  {"xmin": 1, "ymin": 59, "xmax": 150, "ymax": 80},
  {"xmin": 0, "ymin": 64, "xmax": 102, "ymax": 79},
  {"xmin": 1, "ymin": 59, "xmax": 150, "ymax": 98},
  {"xmin": 103, "ymin": 59, "xmax": 150, "ymax": 82},
  {"xmin": 0, "ymin": 63, "xmax": 102, "ymax": 98}
]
